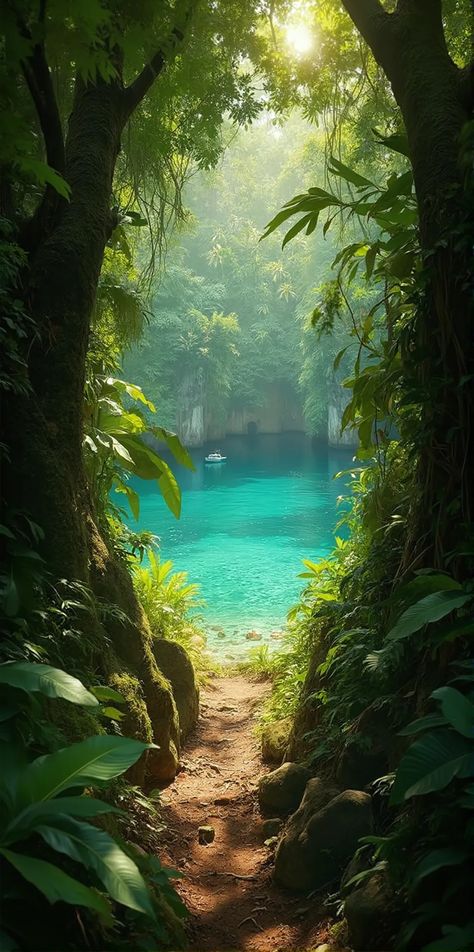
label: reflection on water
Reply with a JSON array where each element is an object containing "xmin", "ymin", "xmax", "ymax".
[{"xmin": 132, "ymin": 434, "xmax": 354, "ymax": 658}]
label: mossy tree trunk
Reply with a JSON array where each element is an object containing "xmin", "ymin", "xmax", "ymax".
[
  {"xmin": 5, "ymin": 17, "xmax": 193, "ymax": 780},
  {"xmin": 342, "ymin": 0, "xmax": 473, "ymax": 571}
]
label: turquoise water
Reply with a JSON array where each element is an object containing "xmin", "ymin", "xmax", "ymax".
[{"xmin": 132, "ymin": 434, "xmax": 353, "ymax": 659}]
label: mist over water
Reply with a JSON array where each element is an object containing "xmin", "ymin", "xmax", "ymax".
[{"xmin": 133, "ymin": 434, "xmax": 353, "ymax": 659}]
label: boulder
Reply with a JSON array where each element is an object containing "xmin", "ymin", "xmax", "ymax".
[
  {"xmin": 152, "ymin": 638, "xmax": 199, "ymax": 743},
  {"xmin": 246, "ymin": 630, "xmax": 262, "ymax": 641},
  {"xmin": 261, "ymin": 717, "xmax": 293, "ymax": 764},
  {"xmin": 274, "ymin": 788, "xmax": 373, "ymax": 892},
  {"xmin": 142, "ymin": 644, "xmax": 181, "ymax": 784},
  {"xmin": 261, "ymin": 818, "xmax": 283, "ymax": 840},
  {"xmin": 345, "ymin": 867, "xmax": 400, "ymax": 951},
  {"xmin": 109, "ymin": 672, "xmax": 153, "ymax": 786},
  {"xmin": 258, "ymin": 762, "xmax": 311, "ymax": 816}
]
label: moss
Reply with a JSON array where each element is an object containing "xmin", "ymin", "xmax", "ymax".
[
  {"xmin": 45, "ymin": 697, "xmax": 104, "ymax": 746},
  {"xmin": 109, "ymin": 672, "xmax": 153, "ymax": 786}
]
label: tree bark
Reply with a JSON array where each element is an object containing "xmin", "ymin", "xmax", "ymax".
[
  {"xmin": 342, "ymin": 0, "xmax": 474, "ymax": 569},
  {"xmin": 4, "ymin": 73, "xmax": 181, "ymax": 781}
]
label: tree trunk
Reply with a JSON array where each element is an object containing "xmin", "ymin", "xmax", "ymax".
[
  {"xmin": 5, "ymin": 76, "xmax": 181, "ymax": 782},
  {"xmin": 390, "ymin": 11, "xmax": 473, "ymax": 568},
  {"xmin": 343, "ymin": 0, "xmax": 474, "ymax": 570}
]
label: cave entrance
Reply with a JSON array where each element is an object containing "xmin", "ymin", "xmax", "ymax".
[{"xmin": 247, "ymin": 421, "xmax": 258, "ymax": 436}]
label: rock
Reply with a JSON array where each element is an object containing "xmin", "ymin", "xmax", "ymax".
[
  {"xmin": 261, "ymin": 818, "xmax": 283, "ymax": 839},
  {"xmin": 217, "ymin": 632, "xmax": 226, "ymax": 639},
  {"xmin": 246, "ymin": 630, "xmax": 262, "ymax": 641},
  {"xmin": 198, "ymin": 826, "xmax": 215, "ymax": 845},
  {"xmin": 109, "ymin": 672, "xmax": 153, "ymax": 786},
  {"xmin": 335, "ymin": 705, "xmax": 392, "ymax": 790},
  {"xmin": 189, "ymin": 634, "xmax": 206, "ymax": 649},
  {"xmin": 274, "ymin": 788, "xmax": 373, "ymax": 892},
  {"xmin": 141, "ymin": 645, "xmax": 181, "ymax": 785},
  {"xmin": 261, "ymin": 717, "xmax": 293, "ymax": 764},
  {"xmin": 344, "ymin": 867, "xmax": 400, "ymax": 951},
  {"xmin": 270, "ymin": 630, "xmax": 284, "ymax": 640},
  {"xmin": 152, "ymin": 638, "xmax": 199, "ymax": 743},
  {"xmin": 258, "ymin": 762, "xmax": 311, "ymax": 816}
]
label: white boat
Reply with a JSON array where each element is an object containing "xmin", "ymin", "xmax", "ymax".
[{"xmin": 205, "ymin": 451, "xmax": 227, "ymax": 464}]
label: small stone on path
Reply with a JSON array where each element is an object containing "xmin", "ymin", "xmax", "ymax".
[{"xmin": 198, "ymin": 825, "xmax": 215, "ymax": 845}]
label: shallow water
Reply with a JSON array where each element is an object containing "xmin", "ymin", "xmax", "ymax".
[{"xmin": 132, "ymin": 434, "xmax": 353, "ymax": 659}]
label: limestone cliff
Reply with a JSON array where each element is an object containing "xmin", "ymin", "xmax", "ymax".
[{"xmin": 327, "ymin": 372, "xmax": 358, "ymax": 448}]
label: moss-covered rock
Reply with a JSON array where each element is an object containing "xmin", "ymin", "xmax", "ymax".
[
  {"xmin": 141, "ymin": 641, "xmax": 180, "ymax": 784},
  {"xmin": 274, "ymin": 788, "xmax": 373, "ymax": 892},
  {"xmin": 261, "ymin": 717, "xmax": 292, "ymax": 764},
  {"xmin": 88, "ymin": 529, "xmax": 181, "ymax": 785},
  {"xmin": 258, "ymin": 762, "xmax": 311, "ymax": 816},
  {"xmin": 344, "ymin": 868, "xmax": 400, "ymax": 951},
  {"xmin": 152, "ymin": 638, "xmax": 199, "ymax": 742},
  {"xmin": 45, "ymin": 697, "xmax": 105, "ymax": 747},
  {"xmin": 109, "ymin": 672, "xmax": 153, "ymax": 786}
]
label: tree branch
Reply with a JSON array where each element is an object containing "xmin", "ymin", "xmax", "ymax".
[
  {"xmin": 21, "ymin": 45, "xmax": 65, "ymax": 177},
  {"xmin": 10, "ymin": 5, "xmax": 65, "ymax": 177},
  {"xmin": 123, "ymin": 0, "xmax": 196, "ymax": 119},
  {"xmin": 340, "ymin": 0, "xmax": 396, "ymax": 77}
]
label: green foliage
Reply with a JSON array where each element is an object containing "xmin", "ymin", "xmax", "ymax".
[
  {"xmin": 0, "ymin": 661, "xmax": 188, "ymax": 949},
  {"xmin": 134, "ymin": 550, "xmax": 211, "ymax": 679},
  {"xmin": 83, "ymin": 371, "xmax": 193, "ymax": 521}
]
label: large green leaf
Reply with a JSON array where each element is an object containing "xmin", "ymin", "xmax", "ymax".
[
  {"xmin": 4, "ymin": 796, "xmax": 121, "ymax": 844},
  {"xmin": 37, "ymin": 818, "xmax": 154, "ymax": 918},
  {"xmin": 153, "ymin": 427, "xmax": 195, "ymax": 471},
  {"xmin": 411, "ymin": 847, "xmax": 469, "ymax": 888},
  {"xmin": 89, "ymin": 685, "xmax": 125, "ymax": 704},
  {"xmin": 390, "ymin": 728, "xmax": 473, "ymax": 804},
  {"xmin": 328, "ymin": 156, "xmax": 376, "ymax": 189},
  {"xmin": 398, "ymin": 713, "xmax": 447, "ymax": 736},
  {"xmin": 0, "ymin": 849, "xmax": 110, "ymax": 918},
  {"xmin": 17, "ymin": 735, "xmax": 151, "ymax": 806},
  {"xmin": 157, "ymin": 458, "xmax": 182, "ymax": 518},
  {"xmin": 0, "ymin": 663, "xmax": 98, "ymax": 707},
  {"xmin": 120, "ymin": 436, "xmax": 164, "ymax": 479},
  {"xmin": 106, "ymin": 377, "xmax": 155, "ymax": 412},
  {"xmin": 431, "ymin": 687, "xmax": 474, "ymax": 739},
  {"xmin": 373, "ymin": 129, "xmax": 410, "ymax": 158},
  {"xmin": 387, "ymin": 590, "xmax": 471, "ymax": 643}
]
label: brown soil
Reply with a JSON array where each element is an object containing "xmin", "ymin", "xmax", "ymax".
[{"xmin": 159, "ymin": 675, "xmax": 334, "ymax": 951}]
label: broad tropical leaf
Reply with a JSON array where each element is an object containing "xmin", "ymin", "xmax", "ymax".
[
  {"xmin": 157, "ymin": 458, "xmax": 181, "ymax": 518},
  {"xmin": 390, "ymin": 728, "xmax": 473, "ymax": 803},
  {"xmin": 411, "ymin": 847, "xmax": 469, "ymax": 887},
  {"xmin": 0, "ymin": 849, "xmax": 110, "ymax": 918},
  {"xmin": 153, "ymin": 427, "xmax": 195, "ymax": 471},
  {"xmin": 387, "ymin": 591, "xmax": 471, "ymax": 643},
  {"xmin": 89, "ymin": 685, "xmax": 125, "ymax": 704},
  {"xmin": 36, "ymin": 818, "xmax": 154, "ymax": 917},
  {"xmin": 4, "ymin": 797, "xmax": 121, "ymax": 843},
  {"xmin": 0, "ymin": 663, "xmax": 98, "ymax": 707},
  {"xmin": 17, "ymin": 735, "xmax": 151, "ymax": 806},
  {"xmin": 431, "ymin": 687, "xmax": 474, "ymax": 739}
]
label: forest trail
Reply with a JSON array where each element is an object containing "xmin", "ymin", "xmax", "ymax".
[{"xmin": 159, "ymin": 675, "xmax": 331, "ymax": 951}]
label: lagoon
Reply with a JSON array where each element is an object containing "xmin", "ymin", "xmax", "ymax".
[{"xmin": 132, "ymin": 434, "xmax": 353, "ymax": 658}]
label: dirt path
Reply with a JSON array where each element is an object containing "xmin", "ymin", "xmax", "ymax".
[{"xmin": 160, "ymin": 675, "xmax": 331, "ymax": 951}]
